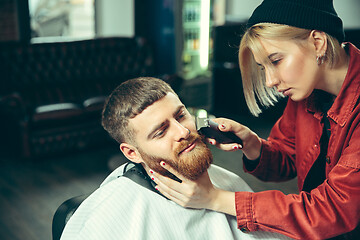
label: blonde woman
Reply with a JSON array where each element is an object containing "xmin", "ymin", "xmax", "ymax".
[{"xmin": 150, "ymin": 0, "xmax": 360, "ymax": 239}]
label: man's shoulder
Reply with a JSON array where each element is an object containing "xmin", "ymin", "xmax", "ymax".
[
  {"xmin": 62, "ymin": 176, "xmax": 176, "ymax": 239},
  {"xmin": 80, "ymin": 174, "xmax": 148, "ymax": 213},
  {"xmin": 208, "ymin": 164, "xmax": 253, "ymax": 192},
  {"xmin": 100, "ymin": 163, "xmax": 128, "ymax": 187}
]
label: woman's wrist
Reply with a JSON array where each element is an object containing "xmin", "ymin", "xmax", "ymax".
[
  {"xmin": 209, "ymin": 188, "xmax": 236, "ymax": 216},
  {"xmin": 243, "ymin": 134, "xmax": 262, "ymax": 160}
]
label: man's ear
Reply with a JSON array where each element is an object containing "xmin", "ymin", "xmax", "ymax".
[
  {"xmin": 120, "ymin": 143, "xmax": 143, "ymax": 164},
  {"xmin": 309, "ymin": 30, "xmax": 328, "ymax": 56}
]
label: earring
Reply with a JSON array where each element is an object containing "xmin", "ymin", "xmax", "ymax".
[
  {"xmin": 316, "ymin": 55, "xmax": 321, "ymax": 65},
  {"xmin": 316, "ymin": 53, "xmax": 326, "ymax": 65}
]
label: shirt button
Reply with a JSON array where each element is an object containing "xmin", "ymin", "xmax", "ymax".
[
  {"xmin": 326, "ymin": 156, "xmax": 331, "ymax": 164},
  {"xmin": 240, "ymin": 227, "xmax": 250, "ymax": 233}
]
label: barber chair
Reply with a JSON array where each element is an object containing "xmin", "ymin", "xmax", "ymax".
[{"xmin": 52, "ymin": 194, "xmax": 89, "ymax": 240}]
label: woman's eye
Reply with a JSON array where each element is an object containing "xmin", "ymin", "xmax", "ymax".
[{"xmin": 271, "ymin": 59, "xmax": 281, "ymax": 65}]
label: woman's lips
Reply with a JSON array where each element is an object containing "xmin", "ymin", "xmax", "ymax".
[{"xmin": 280, "ymin": 88, "xmax": 291, "ymax": 96}]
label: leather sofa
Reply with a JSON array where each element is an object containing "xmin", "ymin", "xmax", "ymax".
[{"xmin": 0, "ymin": 37, "xmax": 158, "ymax": 159}]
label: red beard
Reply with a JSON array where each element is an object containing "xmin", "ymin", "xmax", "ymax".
[{"xmin": 138, "ymin": 132, "xmax": 213, "ymax": 181}]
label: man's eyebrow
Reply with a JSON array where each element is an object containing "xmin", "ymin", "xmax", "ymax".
[
  {"xmin": 147, "ymin": 121, "xmax": 167, "ymax": 140},
  {"xmin": 146, "ymin": 105, "xmax": 185, "ymax": 140},
  {"xmin": 173, "ymin": 105, "xmax": 185, "ymax": 117}
]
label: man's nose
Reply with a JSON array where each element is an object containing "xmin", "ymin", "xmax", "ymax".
[{"xmin": 173, "ymin": 121, "xmax": 190, "ymax": 141}]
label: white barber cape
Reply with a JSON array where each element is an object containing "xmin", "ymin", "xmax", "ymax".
[{"xmin": 61, "ymin": 164, "xmax": 291, "ymax": 240}]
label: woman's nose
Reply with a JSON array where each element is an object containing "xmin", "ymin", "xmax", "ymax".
[{"xmin": 265, "ymin": 70, "xmax": 280, "ymax": 88}]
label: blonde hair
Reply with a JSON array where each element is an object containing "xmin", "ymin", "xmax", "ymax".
[{"xmin": 239, "ymin": 23, "xmax": 342, "ymax": 116}]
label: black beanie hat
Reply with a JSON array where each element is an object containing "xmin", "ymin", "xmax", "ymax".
[{"xmin": 247, "ymin": 0, "xmax": 345, "ymax": 43}]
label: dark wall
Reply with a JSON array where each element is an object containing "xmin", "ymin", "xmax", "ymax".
[
  {"xmin": 345, "ymin": 29, "xmax": 360, "ymax": 48},
  {"xmin": 134, "ymin": 0, "xmax": 178, "ymax": 75},
  {"xmin": 0, "ymin": 0, "xmax": 19, "ymax": 42},
  {"xmin": 211, "ymin": 23, "xmax": 248, "ymax": 117},
  {"xmin": 0, "ymin": 0, "xmax": 30, "ymax": 42}
]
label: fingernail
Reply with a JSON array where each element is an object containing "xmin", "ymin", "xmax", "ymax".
[
  {"xmin": 155, "ymin": 187, "xmax": 159, "ymax": 191},
  {"xmin": 149, "ymin": 170, "xmax": 154, "ymax": 174},
  {"xmin": 209, "ymin": 140, "xmax": 215, "ymax": 145},
  {"xmin": 232, "ymin": 145, "xmax": 239, "ymax": 150},
  {"xmin": 151, "ymin": 177, "xmax": 155, "ymax": 181},
  {"xmin": 239, "ymin": 145, "xmax": 243, "ymax": 149},
  {"xmin": 161, "ymin": 162, "xmax": 166, "ymax": 166},
  {"xmin": 220, "ymin": 124, "xmax": 226, "ymax": 129}
]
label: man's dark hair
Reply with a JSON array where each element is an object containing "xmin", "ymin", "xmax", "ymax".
[{"xmin": 101, "ymin": 77, "xmax": 176, "ymax": 144}]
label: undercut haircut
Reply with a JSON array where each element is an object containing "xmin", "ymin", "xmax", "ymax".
[{"xmin": 102, "ymin": 77, "xmax": 176, "ymax": 144}]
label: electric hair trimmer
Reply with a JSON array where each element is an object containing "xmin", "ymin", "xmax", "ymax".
[{"xmin": 195, "ymin": 117, "xmax": 243, "ymax": 144}]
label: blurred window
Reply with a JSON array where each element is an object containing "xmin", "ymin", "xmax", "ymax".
[{"xmin": 29, "ymin": 0, "xmax": 95, "ymax": 42}]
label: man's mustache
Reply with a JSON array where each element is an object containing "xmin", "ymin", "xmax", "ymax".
[{"xmin": 175, "ymin": 132, "xmax": 203, "ymax": 156}]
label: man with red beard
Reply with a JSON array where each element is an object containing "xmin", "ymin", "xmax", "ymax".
[{"xmin": 60, "ymin": 77, "xmax": 290, "ymax": 240}]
